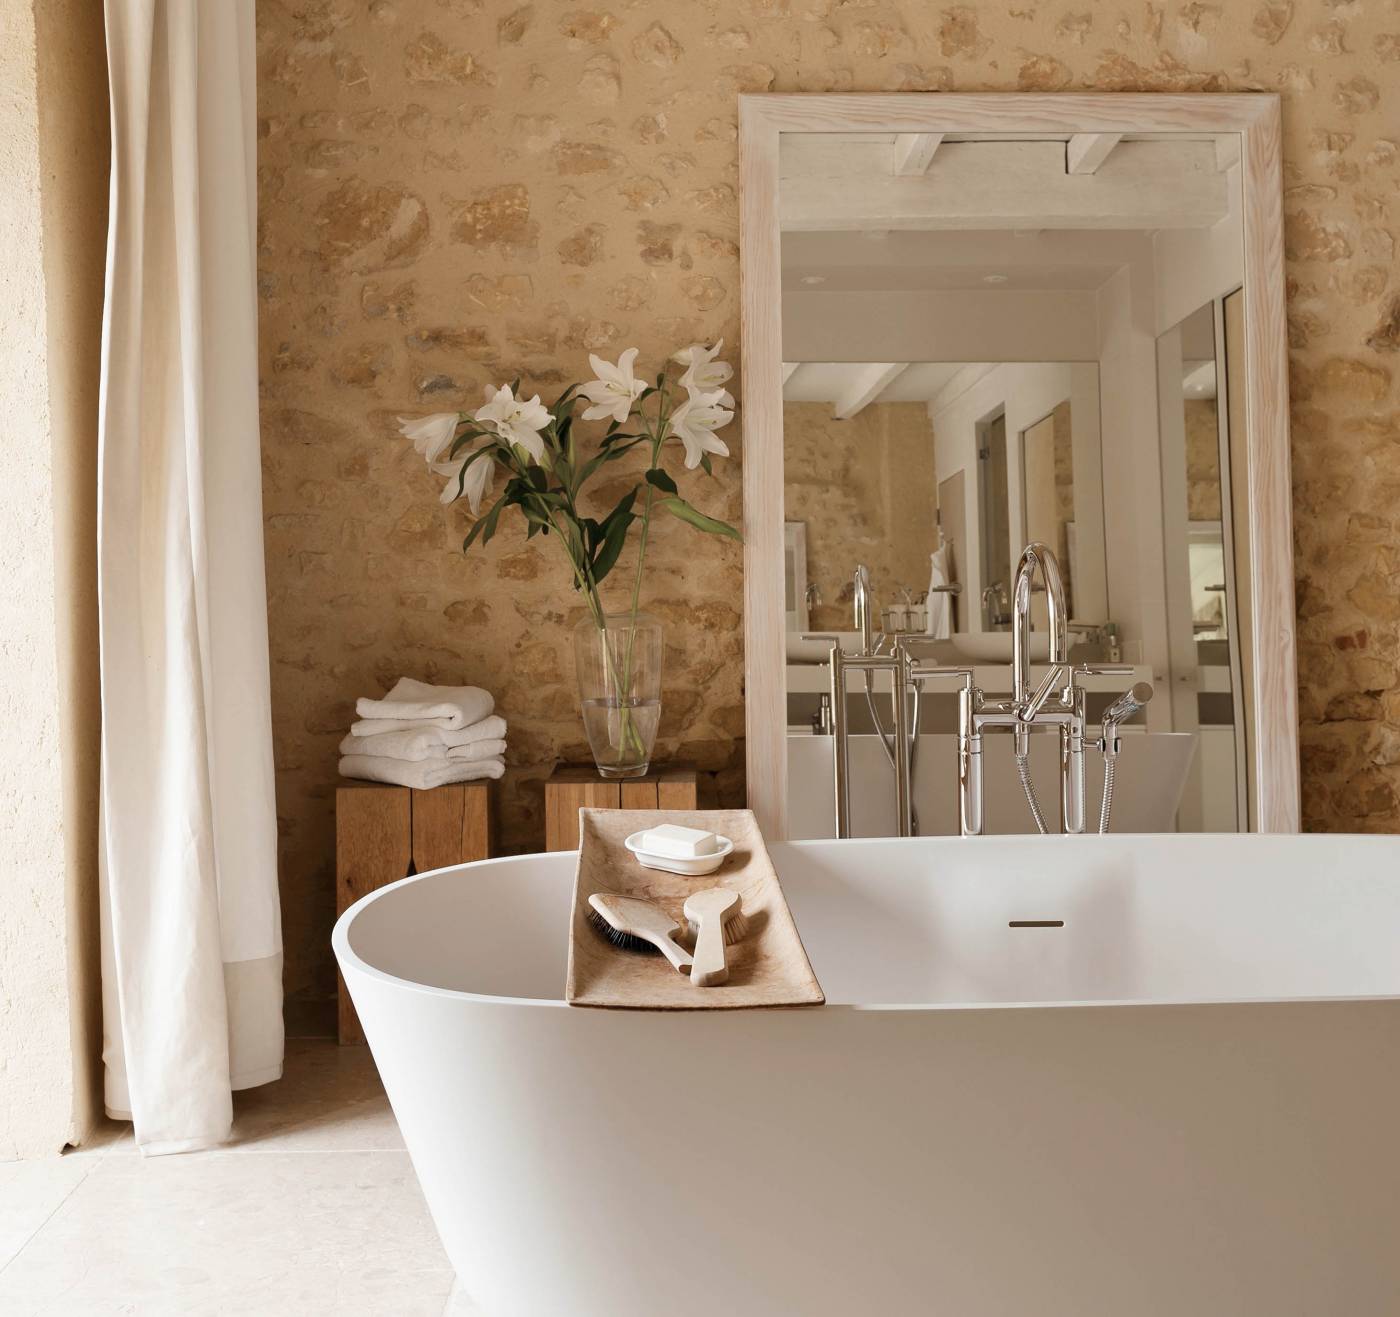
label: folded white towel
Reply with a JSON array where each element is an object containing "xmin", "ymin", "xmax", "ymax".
[
  {"xmin": 355, "ymin": 677, "xmax": 494, "ymax": 732},
  {"xmin": 338, "ymin": 754, "xmax": 505, "ymax": 789},
  {"xmin": 338, "ymin": 731, "xmax": 507, "ymax": 764},
  {"xmin": 340, "ymin": 716, "xmax": 509, "ymax": 761},
  {"xmin": 446, "ymin": 738, "xmax": 507, "ymax": 763}
]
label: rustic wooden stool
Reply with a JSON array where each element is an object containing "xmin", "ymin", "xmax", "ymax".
[
  {"xmin": 335, "ymin": 781, "xmax": 493, "ymax": 1043},
  {"xmin": 543, "ymin": 763, "xmax": 699, "ymax": 852}
]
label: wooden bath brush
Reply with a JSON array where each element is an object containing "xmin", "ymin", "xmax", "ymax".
[
  {"xmin": 587, "ymin": 892, "xmax": 693, "ymax": 974},
  {"xmin": 683, "ymin": 888, "xmax": 746, "ymax": 987}
]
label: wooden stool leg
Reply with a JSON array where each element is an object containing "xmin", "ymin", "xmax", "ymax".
[
  {"xmin": 462, "ymin": 781, "xmax": 493, "ymax": 862},
  {"xmin": 412, "ymin": 782, "xmax": 495, "ymax": 870},
  {"xmin": 412, "ymin": 785, "xmax": 464, "ymax": 873},
  {"xmin": 336, "ymin": 787, "xmax": 411, "ymax": 1044},
  {"xmin": 546, "ymin": 780, "xmax": 620, "ymax": 851}
]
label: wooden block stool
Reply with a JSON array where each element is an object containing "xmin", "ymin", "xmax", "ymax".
[
  {"xmin": 335, "ymin": 781, "xmax": 493, "ymax": 1043},
  {"xmin": 543, "ymin": 763, "xmax": 698, "ymax": 852}
]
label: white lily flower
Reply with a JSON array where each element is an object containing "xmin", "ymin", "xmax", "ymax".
[
  {"xmin": 666, "ymin": 388, "xmax": 733, "ymax": 469},
  {"xmin": 474, "ymin": 384, "xmax": 552, "ymax": 463},
  {"xmin": 433, "ymin": 448, "xmax": 496, "ymax": 514},
  {"xmin": 579, "ymin": 347, "xmax": 646, "ymax": 424},
  {"xmin": 672, "ymin": 339, "xmax": 734, "ymax": 407},
  {"xmin": 397, "ymin": 412, "xmax": 460, "ymax": 464}
]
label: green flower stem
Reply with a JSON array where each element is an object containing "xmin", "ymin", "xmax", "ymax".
[
  {"xmin": 531, "ymin": 492, "xmax": 645, "ymax": 766},
  {"xmin": 606, "ymin": 379, "xmax": 673, "ymax": 768},
  {"xmin": 618, "ymin": 378, "xmax": 670, "ymax": 714}
]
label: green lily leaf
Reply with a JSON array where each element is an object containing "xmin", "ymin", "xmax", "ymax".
[
  {"xmin": 659, "ymin": 496, "xmax": 741, "ymax": 541},
  {"xmin": 645, "ymin": 467, "xmax": 678, "ymax": 495},
  {"xmin": 600, "ymin": 487, "xmax": 638, "ymax": 529},
  {"xmin": 447, "ymin": 429, "xmax": 492, "ymax": 460},
  {"xmin": 575, "ymin": 452, "xmax": 612, "ymax": 486},
  {"xmin": 591, "ymin": 510, "xmax": 635, "ymax": 584},
  {"xmin": 463, "ymin": 494, "xmax": 507, "ymax": 550}
]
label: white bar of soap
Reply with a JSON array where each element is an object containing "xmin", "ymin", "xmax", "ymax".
[{"xmin": 639, "ymin": 823, "xmax": 719, "ymax": 859}]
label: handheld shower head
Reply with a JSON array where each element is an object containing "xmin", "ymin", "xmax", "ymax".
[
  {"xmin": 1101, "ymin": 682, "xmax": 1154, "ymax": 758},
  {"xmin": 1103, "ymin": 681, "xmax": 1154, "ymax": 730}
]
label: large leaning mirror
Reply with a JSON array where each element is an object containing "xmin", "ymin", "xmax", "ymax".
[{"xmin": 740, "ymin": 95, "xmax": 1298, "ymax": 840}]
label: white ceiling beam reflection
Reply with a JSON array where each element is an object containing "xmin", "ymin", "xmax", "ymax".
[
  {"xmin": 1066, "ymin": 133, "xmax": 1123, "ymax": 175},
  {"xmin": 832, "ymin": 363, "xmax": 909, "ymax": 420},
  {"xmin": 781, "ymin": 362, "xmax": 800, "ymax": 384},
  {"xmin": 780, "ymin": 140, "xmax": 1229, "ymax": 231},
  {"xmin": 892, "ymin": 133, "xmax": 943, "ymax": 176}
]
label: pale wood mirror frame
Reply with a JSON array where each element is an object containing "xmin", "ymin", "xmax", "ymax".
[{"xmin": 738, "ymin": 93, "xmax": 1300, "ymax": 838}]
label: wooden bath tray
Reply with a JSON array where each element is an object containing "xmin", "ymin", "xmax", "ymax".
[{"xmin": 565, "ymin": 808, "xmax": 825, "ymax": 1010}]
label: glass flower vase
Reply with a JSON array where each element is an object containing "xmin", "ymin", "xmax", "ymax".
[{"xmin": 573, "ymin": 612, "xmax": 663, "ymax": 779}]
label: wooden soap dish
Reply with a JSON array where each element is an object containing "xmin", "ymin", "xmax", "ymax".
[{"xmin": 565, "ymin": 808, "xmax": 825, "ymax": 1010}]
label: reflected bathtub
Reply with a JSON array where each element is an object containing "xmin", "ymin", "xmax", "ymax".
[{"xmin": 333, "ymin": 833, "xmax": 1400, "ymax": 1317}]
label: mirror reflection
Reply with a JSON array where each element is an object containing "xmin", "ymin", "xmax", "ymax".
[{"xmin": 778, "ymin": 131, "xmax": 1249, "ymax": 838}]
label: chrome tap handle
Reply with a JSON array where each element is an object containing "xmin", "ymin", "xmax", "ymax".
[
  {"xmin": 1074, "ymin": 663, "xmax": 1134, "ymax": 679},
  {"xmin": 905, "ymin": 663, "xmax": 974, "ymax": 688},
  {"xmin": 1067, "ymin": 663, "xmax": 1134, "ymax": 698},
  {"xmin": 1019, "ymin": 663, "xmax": 1070, "ymax": 722}
]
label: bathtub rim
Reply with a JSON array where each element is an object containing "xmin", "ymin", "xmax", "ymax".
[{"xmin": 331, "ymin": 836, "xmax": 1400, "ymax": 1016}]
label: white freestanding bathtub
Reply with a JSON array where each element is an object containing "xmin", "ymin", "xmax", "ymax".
[{"xmin": 334, "ymin": 834, "xmax": 1400, "ymax": 1317}]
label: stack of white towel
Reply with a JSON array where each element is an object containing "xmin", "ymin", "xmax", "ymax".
[{"xmin": 338, "ymin": 677, "xmax": 507, "ymax": 789}]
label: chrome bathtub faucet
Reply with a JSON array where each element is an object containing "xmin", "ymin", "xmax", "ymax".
[{"xmin": 830, "ymin": 543, "xmax": 1153, "ymax": 838}]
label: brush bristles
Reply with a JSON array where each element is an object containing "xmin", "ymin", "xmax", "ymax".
[
  {"xmin": 687, "ymin": 907, "xmax": 748, "ymax": 946},
  {"xmin": 587, "ymin": 905, "xmax": 660, "ymax": 954}
]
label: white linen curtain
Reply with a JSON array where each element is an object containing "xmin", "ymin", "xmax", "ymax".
[{"xmin": 98, "ymin": 0, "xmax": 283, "ymax": 1155}]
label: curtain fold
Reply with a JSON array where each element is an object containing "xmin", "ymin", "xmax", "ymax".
[{"xmin": 98, "ymin": 0, "xmax": 282, "ymax": 1156}]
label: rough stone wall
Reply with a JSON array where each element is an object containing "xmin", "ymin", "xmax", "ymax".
[
  {"xmin": 255, "ymin": 0, "xmax": 1400, "ymax": 1017},
  {"xmin": 1185, "ymin": 398, "xmax": 1222, "ymax": 522},
  {"xmin": 784, "ymin": 401, "xmax": 938, "ymax": 631}
]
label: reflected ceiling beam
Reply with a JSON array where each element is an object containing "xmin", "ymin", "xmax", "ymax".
[
  {"xmin": 780, "ymin": 228, "xmax": 1153, "ymax": 274},
  {"xmin": 784, "ymin": 290, "xmax": 1100, "ymax": 363},
  {"xmin": 781, "ymin": 361, "xmax": 800, "ymax": 383},
  {"xmin": 892, "ymin": 133, "xmax": 943, "ymax": 175},
  {"xmin": 832, "ymin": 362, "xmax": 909, "ymax": 419},
  {"xmin": 780, "ymin": 140, "xmax": 1228, "ymax": 231},
  {"xmin": 1065, "ymin": 132, "xmax": 1122, "ymax": 175}
]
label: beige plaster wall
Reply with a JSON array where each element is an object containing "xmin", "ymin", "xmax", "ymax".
[
  {"xmin": 784, "ymin": 401, "xmax": 938, "ymax": 631},
  {"xmin": 0, "ymin": 0, "xmax": 107, "ymax": 1157},
  {"xmin": 256, "ymin": 1, "xmax": 1400, "ymax": 1020}
]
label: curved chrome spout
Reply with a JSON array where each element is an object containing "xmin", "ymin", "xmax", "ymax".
[{"xmin": 1012, "ymin": 541, "xmax": 1068, "ymax": 710}]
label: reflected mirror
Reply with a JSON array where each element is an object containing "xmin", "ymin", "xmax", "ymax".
[{"xmin": 772, "ymin": 126, "xmax": 1263, "ymax": 839}]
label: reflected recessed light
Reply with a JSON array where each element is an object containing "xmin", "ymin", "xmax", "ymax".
[
  {"xmin": 982, "ymin": 273, "xmax": 1009, "ymax": 284},
  {"xmin": 800, "ymin": 274, "xmax": 827, "ymax": 286}
]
